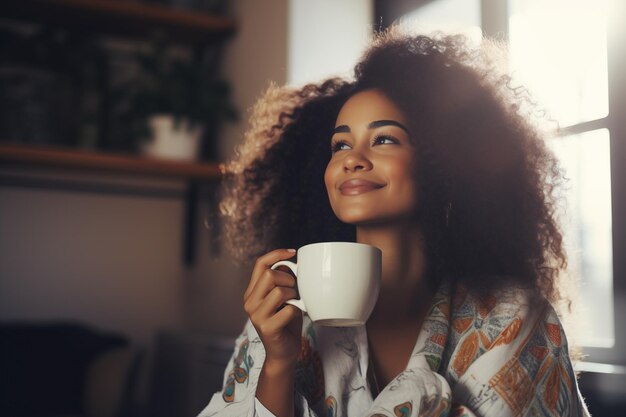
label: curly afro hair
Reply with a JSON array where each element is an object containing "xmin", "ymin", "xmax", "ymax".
[{"xmin": 219, "ymin": 27, "xmax": 568, "ymax": 305}]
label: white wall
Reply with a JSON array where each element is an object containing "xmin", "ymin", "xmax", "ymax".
[
  {"xmin": 288, "ymin": 0, "xmax": 374, "ymax": 85},
  {"xmin": 0, "ymin": 168, "xmax": 186, "ymax": 345},
  {"xmin": 217, "ymin": 0, "xmax": 289, "ymax": 161}
]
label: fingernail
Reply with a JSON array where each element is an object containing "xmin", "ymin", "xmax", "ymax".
[{"xmin": 287, "ymin": 248, "xmax": 296, "ymax": 253}]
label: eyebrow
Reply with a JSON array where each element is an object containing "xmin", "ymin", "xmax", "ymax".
[{"xmin": 332, "ymin": 120, "xmax": 410, "ymax": 135}]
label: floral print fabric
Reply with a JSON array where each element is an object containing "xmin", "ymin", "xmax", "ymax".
[{"xmin": 198, "ymin": 283, "xmax": 589, "ymax": 417}]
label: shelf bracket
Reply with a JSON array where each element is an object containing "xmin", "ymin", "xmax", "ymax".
[{"xmin": 183, "ymin": 180, "xmax": 198, "ymax": 267}]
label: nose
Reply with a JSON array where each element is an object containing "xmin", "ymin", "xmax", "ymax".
[{"xmin": 343, "ymin": 149, "xmax": 373, "ymax": 172}]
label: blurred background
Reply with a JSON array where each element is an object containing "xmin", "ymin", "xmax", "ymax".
[{"xmin": 0, "ymin": 0, "xmax": 624, "ymax": 416}]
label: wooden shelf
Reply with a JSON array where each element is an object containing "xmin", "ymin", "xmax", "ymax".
[
  {"xmin": 0, "ymin": 0, "xmax": 236, "ymax": 43},
  {"xmin": 0, "ymin": 144, "xmax": 223, "ymax": 181}
]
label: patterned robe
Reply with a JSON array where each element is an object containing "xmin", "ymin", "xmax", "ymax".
[{"xmin": 198, "ymin": 283, "xmax": 589, "ymax": 417}]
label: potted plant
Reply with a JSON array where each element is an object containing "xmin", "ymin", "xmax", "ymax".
[{"xmin": 121, "ymin": 35, "xmax": 237, "ymax": 161}]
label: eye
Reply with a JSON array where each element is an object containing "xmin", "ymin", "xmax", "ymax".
[
  {"xmin": 372, "ymin": 135, "xmax": 398, "ymax": 145},
  {"xmin": 330, "ymin": 140, "xmax": 349, "ymax": 153}
]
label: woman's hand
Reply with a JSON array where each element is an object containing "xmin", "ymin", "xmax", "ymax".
[
  {"xmin": 243, "ymin": 249, "xmax": 302, "ymax": 367},
  {"xmin": 244, "ymin": 249, "xmax": 301, "ymax": 417}
]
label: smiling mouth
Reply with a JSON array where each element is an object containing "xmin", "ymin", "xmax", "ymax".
[{"xmin": 339, "ymin": 180, "xmax": 385, "ymax": 195}]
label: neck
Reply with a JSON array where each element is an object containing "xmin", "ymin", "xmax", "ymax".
[{"xmin": 356, "ymin": 221, "xmax": 431, "ymax": 326}]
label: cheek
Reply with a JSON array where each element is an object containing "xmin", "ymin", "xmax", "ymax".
[
  {"xmin": 324, "ymin": 160, "xmax": 343, "ymax": 215},
  {"xmin": 324, "ymin": 163, "xmax": 334, "ymax": 198},
  {"xmin": 324, "ymin": 160, "xmax": 338, "ymax": 192},
  {"xmin": 388, "ymin": 159, "xmax": 418, "ymax": 199}
]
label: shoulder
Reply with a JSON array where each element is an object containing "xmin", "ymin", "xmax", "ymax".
[
  {"xmin": 446, "ymin": 285, "xmax": 554, "ymax": 378},
  {"xmin": 444, "ymin": 286, "xmax": 586, "ymax": 416},
  {"xmin": 449, "ymin": 285, "xmax": 544, "ymax": 338}
]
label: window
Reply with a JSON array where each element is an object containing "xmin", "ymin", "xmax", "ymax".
[
  {"xmin": 509, "ymin": 0, "xmax": 609, "ymax": 126},
  {"xmin": 509, "ymin": 0, "xmax": 614, "ymax": 349},
  {"xmin": 389, "ymin": 0, "xmax": 625, "ymax": 365},
  {"xmin": 548, "ymin": 129, "xmax": 614, "ymax": 347}
]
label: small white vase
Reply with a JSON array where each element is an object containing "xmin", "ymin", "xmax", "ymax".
[{"xmin": 141, "ymin": 114, "xmax": 203, "ymax": 161}]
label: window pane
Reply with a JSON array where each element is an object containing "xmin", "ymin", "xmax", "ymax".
[
  {"xmin": 509, "ymin": 0, "xmax": 609, "ymax": 126},
  {"xmin": 399, "ymin": 0, "xmax": 482, "ymax": 42},
  {"xmin": 549, "ymin": 129, "xmax": 614, "ymax": 347}
]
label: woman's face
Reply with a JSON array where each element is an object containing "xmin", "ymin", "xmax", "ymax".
[{"xmin": 324, "ymin": 89, "xmax": 418, "ymax": 225}]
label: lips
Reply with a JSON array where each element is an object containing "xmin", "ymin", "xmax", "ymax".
[{"xmin": 339, "ymin": 178, "xmax": 385, "ymax": 195}]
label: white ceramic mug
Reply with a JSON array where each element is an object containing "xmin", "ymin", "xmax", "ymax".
[{"xmin": 271, "ymin": 242, "xmax": 381, "ymax": 327}]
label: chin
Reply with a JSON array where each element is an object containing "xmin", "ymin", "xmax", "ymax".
[
  {"xmin": 335, "ymin": 208, "xmax": 418, "ymax": 227},
  {"xmin": 337, "ymin": 212, "xmax": 396, "ymax": 226},
  {"xmin": 334, "ymin": 207, "xmax": 372, "ymax": 223}
]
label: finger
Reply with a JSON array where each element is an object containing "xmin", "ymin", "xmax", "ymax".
[
  {"xmin": 255, "ymin": 286, "xmax": 299, "ymax": 319},
  {"xmin": 244, "ymin": 271, "xmax": 296, "ymax": 315},
  {"xmin": 254, "ymin": 269, "xmax": 297, "ymax": 298},
  {"xmin": 267, "ymin": 304, "xmax": 301, "ymax": 330},
  {"xmin": 252, "ymin": 249, "xmax": 296, "ymax": 282},
  {"xmin": 245, "ymin": 249, "xmax": 296, "ymax": 299},
  {"xmin": 252, "ymin": 305, "xmax": 301, "ymax": 342},
  {"xmin": 249, "ymin": 288, "xmax": 297, "ymax": 330}
]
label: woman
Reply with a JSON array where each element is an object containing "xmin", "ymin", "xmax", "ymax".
[{"xmin": 199, "ymin": 28, "xmax": 589, "ymax": 417}]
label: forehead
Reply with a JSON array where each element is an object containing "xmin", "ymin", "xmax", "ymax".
[{"xmin": 335, "ymin": 89, "xmax": 407, "ymax": 126}]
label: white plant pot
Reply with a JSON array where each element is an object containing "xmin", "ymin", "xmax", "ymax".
[{"xmin": 141, "ymin": 114, "xmax": 203, "ymax": 161}]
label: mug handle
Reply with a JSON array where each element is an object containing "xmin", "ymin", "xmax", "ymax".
[{"xmin": 270, "ymin": 260, "xmax": 306, "ymax": 312}]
